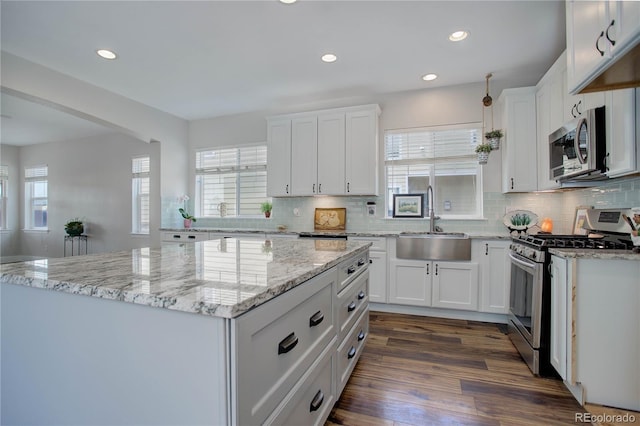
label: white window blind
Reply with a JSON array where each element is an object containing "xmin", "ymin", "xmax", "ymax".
[
  {"xmin": 385, "ymin": 125, "xmax": 483, "ymax": 218},
  {"xmin": 24, "ymin": 165, "xmax": 48, "ymax": 229},
  {"xmin": 132, "ymin": 157, "xmax": 150, "ymax": 234},
  {"xmin": 195, "ymin": 145, "xmax": 269, "ymax": 218}
]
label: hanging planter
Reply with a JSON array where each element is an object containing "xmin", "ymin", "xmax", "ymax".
[
  {"xmin": 485, "ymin": 129, "xmax": 503, "ymax": 150},
  {"xmin": 475, "ymin": 143, "xmax": 492, "ymax": 165}
]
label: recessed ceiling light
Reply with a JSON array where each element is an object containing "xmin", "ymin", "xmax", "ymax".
[
  {"xmin": 449, "ymin": 30, "xmax": 469, "ymax": 42},
  {"xmin": 321, "ymin": 53, "xmax": 337, "ymax": 63},
  {"xmin": 279, "ymin": 0, "xmax": 297, "ymax": 4},
  {"xmin": 96, "ymin": 49, "xmax": 117, "ymax": 60},
  {"xmin": 422, "ymin": 73, "xmax": 438, "ymax": 81}
]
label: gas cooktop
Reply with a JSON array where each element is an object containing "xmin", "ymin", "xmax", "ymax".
[{"xmin": 512, "ymin": 233, "xmax": 630, "ymax": 250}]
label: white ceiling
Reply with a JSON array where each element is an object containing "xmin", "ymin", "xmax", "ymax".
[{"xmin": 0, "ymin": 0, "xmax": 566, "ymax": 145}]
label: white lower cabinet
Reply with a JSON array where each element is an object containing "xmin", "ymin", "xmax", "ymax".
[
  {"xmin": 389, "ymin": 259, "xmax": 478, "ymax": 310},
  {"xmin": 549, "ymin": 255, "xmax": 568, "ymax": 380},
  {"xmin": 349, "ymin": 237, "xmax": 387, "ymax": 303},
  {"xmin": 473, "ymin": 240, "xmax": 511, "ymax": 314},
  {"xmin": 336, "ymin": 309, "xmax": 368, "ymax": 396},
  {"xmin": 549, "ymin": 254, "xmax": 640, "ymax": 411}
]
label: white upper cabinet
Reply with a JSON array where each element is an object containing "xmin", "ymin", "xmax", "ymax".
[
  {"xmin": 567, "ymin": 0, "xmax": 640, "ymax": 94},
  {"xmin": 603, "ymin": 88, "xmax": 638, "ymax": 177},
  {"xmin": 267, "ymin": 119, "xmax": 292, "ymax": 197},
  {"xmin": 267, "ymin": 104, "xmax": 380, "ymax": 197},
  {"xmin": 345, "ymin": 107, "xmax": 380, "ymax": 196},
  {"xmin": 317, "ymin": 113, "xmax": 346, "ymax": 195},
  {"xmin": 290, "ymin": 116, "xmax": 318, "ymax": 196},
  {"xmin": 500, "ymin": 87, "xmax": 538, "ymax": 193}
]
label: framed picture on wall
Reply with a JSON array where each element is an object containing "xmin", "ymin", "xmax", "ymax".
[
  {"xmin": 392, "ymin": 194, "xmax": 424, "ymax": 218},
  {"xmin": 572, "ymin": 205, "xmax": 592, "ymax": 235}
]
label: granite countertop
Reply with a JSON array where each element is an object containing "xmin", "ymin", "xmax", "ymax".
[
  {"xmin": 161, "ymin": 228, "xmax": 511, "ymax": 239},
  {"xmin": 549, "ymin": 248, "xmax": 640, "ymax": 261},
  {"xmin": 0, "ymin": 238, "xmax": 371, "ymax": 319}
]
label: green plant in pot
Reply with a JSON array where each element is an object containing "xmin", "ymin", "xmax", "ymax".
[
  {"xmin": 260, "ymin": 201, "xmax": 273, "ymax": 218},
  {"xmin": 485, "ymin": 129, "xmax": 504, "ymax": 150},
  {"xmin": 64, "ymin": 218, "xmax": 84, "ymax": 236},
  {"xmin": 475, "ymin": 143, "xmax": 492, "ymax": 165}
]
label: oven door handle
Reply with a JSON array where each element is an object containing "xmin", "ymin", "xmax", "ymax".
[{"xmin": 508, "ymin": 251, "xmax": 537, "ymax": 274}]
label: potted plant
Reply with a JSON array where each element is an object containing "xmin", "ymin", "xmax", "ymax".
[
  {"xmin": 64, "ymin": 218, "xmax": 84, "ymax": 236},
  {"xmin": 260, "ymin": 201, "xmax": 273, "ymax": 218},
  {"xmin": 179, "ymin": 208, "xmax": 197, "ymax": 228},
  {"xmin": 485, "ymin": 129, "xmax": 504, "ymax": 150},
  {"xmin": 475, "ymin": 143, "xmax": 492, "ymax": 164}
]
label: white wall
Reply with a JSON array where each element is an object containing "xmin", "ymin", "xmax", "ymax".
[
  {"xmin": 1, "ymin": 52, "xmax": 189, "ymax": 227},
  {"xmin": 0, "ymin": 144, "xmax": 20, "ymax": 256},
  {"xmin": 16, "ymin": 133, "xmax": 161, "ymax": 258}
]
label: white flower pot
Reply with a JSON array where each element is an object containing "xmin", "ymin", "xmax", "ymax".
[
  {"xmin": 488, "ymin": 137, "xmax": 501, "ymax": 150},
  {"xmin": 477, "ymin": 151, "xmax": 490, "ymax": 164}
]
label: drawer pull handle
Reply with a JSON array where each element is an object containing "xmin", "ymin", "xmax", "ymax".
[
  {"xmin": 188, "ymin": 235, "xmax": 196, "ymax": 239},
  {"xmin": 357, "ymin": 259, "xmax": 365, "ymax": 266},
  {"xmin": 173, "ymin": 235, "xmax": 181, "ymax": 239},
  {"xmin": 347, "ymin": 301, "xmax": 356, "ymax": 312},
  {"xmin": 278, "ymin": 332, "xmax": 298, "ymax": 355},
  {"xmin": 357, "ymin": 291, "xmax": 365, "ymax": 300},
  {"xmin": 347, "ymin": 266, "xmax": 356, "ymax": 274},
  {"xmin": 347, "ymin": 346, "xmax": 356, "ymax": 359},
  {"xmin": 309, "ymin": 390, "xmax": 324, "ymax": 412},
  {"xmin": 309, "ymin": 310, "xmax": 324, "ymax": 327},
  {"xmin": 358, "ymin": 330, "xmax": 365, "ymax": 341}
]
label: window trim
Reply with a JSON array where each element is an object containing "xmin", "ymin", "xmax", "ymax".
[
  {"xmin": 24, "ymin": 165, "xmax": 48, "ymax": 230},
  {"xmin": 131, "ymin": 156, "xmax": 150, "ymax": 235},
  {"xmin": 384, "ymin": 124, "xmax": 484, "ymax": 220},
  {"xmin": 194, "ymin": 144, "xmax": 269, "ymax": 219}
]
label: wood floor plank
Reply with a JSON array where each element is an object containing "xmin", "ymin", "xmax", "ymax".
[{"xmin": 327, "ymin": 312, "xmax": 597, "ymax": 426}]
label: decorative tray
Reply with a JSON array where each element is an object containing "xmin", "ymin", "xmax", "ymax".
[{"xmin": 503, "ymin": 209, "xmax": 538, "ymax": 231}]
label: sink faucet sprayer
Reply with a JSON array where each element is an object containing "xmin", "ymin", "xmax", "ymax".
[{"xmin": 427, "ymin": 185, "xmax": 441, "ymax": 232}]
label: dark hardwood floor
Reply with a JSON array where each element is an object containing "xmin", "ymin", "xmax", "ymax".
[{"xmin": 327, "ymin": 311, "xmax": 593, "ymax": 425}]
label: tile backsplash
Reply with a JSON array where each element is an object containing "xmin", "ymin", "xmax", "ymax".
[{"xmin": 165, "ymin": 175, "xmax": 640, "ymax": 235}]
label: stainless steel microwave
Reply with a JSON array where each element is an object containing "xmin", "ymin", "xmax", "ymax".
[{"xmin": 549, "ymin": 106, "xmax": 607, "ymax": 182}]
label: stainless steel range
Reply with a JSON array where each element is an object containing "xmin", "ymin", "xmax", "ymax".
[{"xmin": 507, "ymin": 208, "xmax": 634, "ymax": 376}]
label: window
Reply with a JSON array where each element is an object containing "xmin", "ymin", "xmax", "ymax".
[
  {"xmin": 132, "ymin": 157, "xmax": 150, "ymax": 234},
  {"xmin": 24, "ymin": 165, "xmax": 48, "ymax": 229},
  {"xmin": 195, "ymin": 145, "xmax": 269, "ymax": 218},
  {"xmin": 0, "ymin": 165, "xmax": 7, "ymax": 229},
  {"xmin": 385, "ymin": 124, "xmax": 483, "ymax": 218}
]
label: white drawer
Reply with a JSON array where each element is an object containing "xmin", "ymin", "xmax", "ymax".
[
  {"xmin": 349, "ymin": 236, "xmax": 387, "ymax": 251},
  {"xmin": 161, "ymin": 231, "xmax": 211, "ymax": 242},
  {"xmin": 265, "ymin": 341, "xmax": 336, "ymax": 426},
  {"xmin": 336, "ymin": 270, "xmax": 369, "ymax": 342},
  {"xmin": 232, "ymin": 268, "xmax": 337, "ymax": 426},
  {"xmin": 337, "ymin": 309, "xmax": 369, "ymax": 397},
  {"xmin": 337, "ymin": 252, "xmax": 369, "ymax": 294}
]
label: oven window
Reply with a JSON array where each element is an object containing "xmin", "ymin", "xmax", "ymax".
[{"xmin": 510, "ymin": 264, "xmax": 534, "ymax": 334}]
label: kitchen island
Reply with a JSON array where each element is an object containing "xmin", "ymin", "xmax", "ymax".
[{"xmin": 1, "ymin": 237, "xmax": 371, "ymax": 425}]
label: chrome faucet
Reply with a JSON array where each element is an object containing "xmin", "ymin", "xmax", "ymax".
[{"xmin": 427, "ymin": 185, "xmax": 441, "ymax": 232}]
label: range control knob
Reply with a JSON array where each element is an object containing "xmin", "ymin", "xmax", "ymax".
[{"xmin": 531, "ymin": 252, "xmax": 537, "ymax": 260}]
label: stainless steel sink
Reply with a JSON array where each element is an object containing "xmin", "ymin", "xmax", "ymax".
[{"xmin": 396, "ymin": 232, "xmax": 471, "ymax": 261}]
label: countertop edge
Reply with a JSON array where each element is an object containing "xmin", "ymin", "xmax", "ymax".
[
  {"xmin": 548, "ymin": 248, "xmax": 640, "ymax": 261},
  {"xmin": 0, "ymin": 242, "xmax": 372, "ymax": 319}
]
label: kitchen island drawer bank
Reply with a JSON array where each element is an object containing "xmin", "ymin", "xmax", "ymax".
[{"xmin": 0, "ymin": 238, "xmax": 371, "ymax": 425}]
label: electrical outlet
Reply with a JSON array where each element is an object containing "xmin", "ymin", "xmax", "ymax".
[{"xmin": 293, "ymin": 207, "xmax": 300, "ymax": 217}]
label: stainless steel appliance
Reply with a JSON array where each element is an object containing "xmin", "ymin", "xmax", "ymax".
[
  {"xmin": 507, "ymin": 209, "xmax": 633, "ymax": 376},
  {"xmin": 549, "ymin": 106, "xmax": 606, "ymax": 182}
]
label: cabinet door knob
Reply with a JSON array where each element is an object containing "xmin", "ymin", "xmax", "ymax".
[
  {"xmin": 277, "ymin": 332, "xmax": 298, "ymax": 355},
  {"xmin": 596, "ymin": 30, "xmax": 605, "ymax": 56},
  {"xmin": 606, "ymin": 19, "xmax": 616, "ymax": 46},
  {"xmin": 309, "ymin": 390, "xmax": 324, "ymax": 413},
  {"xmin": 309, "ymin": 310, "xmax": 324, "ymax": 327},
  {"xmin": 347, "ymin": 346, "xmax": 356, "ymax": 359}
]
